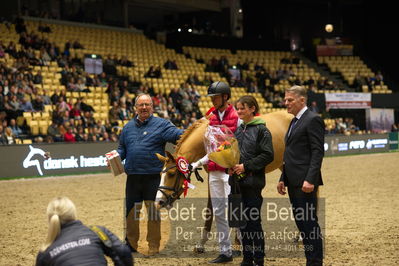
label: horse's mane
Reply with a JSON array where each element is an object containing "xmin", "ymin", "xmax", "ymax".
[{"xmin": 174, "ymin": 118, "xmax": 208, "ymax": 155}]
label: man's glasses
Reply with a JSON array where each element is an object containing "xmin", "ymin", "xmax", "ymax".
[{"xmin": 136, "ymin": 103, "xmax": 152, "ymax": 107}]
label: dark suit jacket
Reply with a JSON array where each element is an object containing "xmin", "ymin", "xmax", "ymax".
[{"xmin": 280, "ymin": 109, "xmax": 324, "ymax": 187}]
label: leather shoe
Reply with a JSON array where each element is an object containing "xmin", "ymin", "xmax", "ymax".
[
  {"xmin": 240, "ymin": 260, "xmax": 254, "ymax": 266},
  {"xmin": 232, "ymin": 250, "xmax": 241, "ymax": 257},
  {"xmin": 306, "ymin": 258, "xmax": 323, "ymax": 266},
  {"xmin": 253, "ymin": 259, "xmax": 264, "ymax": 266},
  {"xmin": 209, "ymin": 254, "xmax": 233, "ymax": 263}
]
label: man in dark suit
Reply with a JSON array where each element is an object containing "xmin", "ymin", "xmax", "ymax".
[{"xmin": 277, "ymin": 85, "xmax": 324, "ymax": 266}]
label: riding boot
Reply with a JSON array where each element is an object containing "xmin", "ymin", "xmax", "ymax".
[{"xmin": 126, "ymin": 202, "xmax": 142, "ymax": 250}]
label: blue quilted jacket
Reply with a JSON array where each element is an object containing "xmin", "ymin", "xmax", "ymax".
[{"xmin": 117, "ymin": 115, "xmax": 183, "ymax": 175}]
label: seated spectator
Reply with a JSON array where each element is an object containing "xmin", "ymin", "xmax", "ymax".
[
  {"xmin": 63, "ymin": 127, "xmax": 76, "ymax": 142},
  {"xmin": 119, "ymin": 80, "xmax": 131, "ymax": 95},
  {"xmin": 0, "ymin": 125, "xmax": 8, "ymax": 145},
  {"xmin": 118, "ymin": 56, "xmax": 133, "ymax": 67},
  {"xmin": 151, "ymin": 93, "xmax": 163, "ymax": 111},
  {"xmin": 47, "ymin": 122, "xmax": 63, "ymax": 142},
  {"xmin": 103, "ymin": 54, "xmax": 117, "ymax": 75},
  {"xmin": 4, "ymin": 127, "xmax": 15, "ymax": 144},
  {"xmin": 69, "ymin": 102, "xmax": 82, "ymax": 119},
  {"xmin": 164, "ymin": 59, "xmax": 178, "ymax": 70},
  {"xmin": 67, "ymin": 77, "xmax": 78, "ymax": 92},
  {"xmin": 79, "ymin": 98, "xmax": 95, "ymax": 113},
  {"xmin": 33, "ymin": 70, "xmax": 43, "ymax": 84},
  {"xmin": 35, "ymin": 197, "xmax": 132, "ymax": 266},
  {"xmin": 7, "ymin": 95, "xmax": 20, "ymax": 112},
  {"xmin": 74, "ymin": 127, "xmax": 86, "ymax": 142},
  {"xmin": 168, "ymin": 87, "xmax": 182, "ymax": 110},
  {"xmin": 186, "ymin": 74, "xmax": 201, "ymax": 85},
  {"xmin": 247, "ymin": 81, "xmax": 258, "ymax": 93},
  {"xmin": 64, "ymin": 40, "xmax": 71, "ymax": 54},
  {"xmin": 118, "ymin": 102, "xmax": 131, "ymax": 121},
  {"xmin": 45, "ymin": 135, "xmax": 54, "ymax": 143},
  {"xmin": 375, "ymin": 71, "xmax": 384, "ymax": 84},
  {"xmin": 101, "ymin": 131, "xmax": 111, "ymax": 142},
  {"xmin": 41, "ymin": 89, "xmax": 52, "ymax": 105},
  {"xmin": 82, "ymin": 111, "xmax": 96, "ymax": 128},
  {"xmin": 204, "ymin": 59, "xmax": 216, "ymax": 72},
  {"xmin": 202, "ymin": 75, "xmax": 213, "ymax": 86},
  {"xmin": 8, "ymin": 118, "xmax": 23, "ymax": 138},
  {"xmin": 40, "ymin": 47, "xmax": 51, "ymax": 66},
  {"xmin": 19, "ymin": 97, "xmax": 35, "ymax": 112},
  {"xmin": 309, "ymin": 101, "xmax": 320, "ymax": 114},
  {"xmin": 98, "ymin": 72, "xmax": 109, "ymax": 87},
  {"xmin": 16, "ymin": 87, "xmax": 26, "ymax": 101},
  {"xmin": 38, "ymin": 23, "xmax": 51, "ymax": 33},
  {"xmin": 109, "ymin": 89, "xmax": 121, "ymax": 105},
  {"xmin": 5, "ymin": 41, "xmax": 18, "ymax": 58},
  {"xmin": 72, "ymin": 39, "xmax": 84, "ymax": 49},
  {"xmin": 84, "ymin": 72, "xmax": 94, "ymax": 87},
  {"xmin": 0, "ymin": 43, "xmax": 5, "ymax": 58},
  {"xmin": 0, "ymin": 89, "xmax": 4, "ymax": 110},
  {"xmin": 180, "ymin": 94, "xmax": 193, "ymax": 114},
  {"xmin": 110, "ymin": 132, "xmax": 119, "ymax": 142},
  {"xmin": 108, "ymin": 101, "xmax": 120, "ymax": 126},
  {"xmin": 87, "ymin": 127, "xmax": 99, "ymax": 142},
  {"xmin": 76, "ymin": 78, "xmax": 89, "ymax": 92},
  {"xmin": 145, "ymin": 66, "xmax": 162, "ymax": 78},
  {"xmin": 32, "ymin": 96, "xmax": 45, "ymax": 112}
]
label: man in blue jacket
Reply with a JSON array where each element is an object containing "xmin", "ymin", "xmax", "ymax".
[{"xmin": 117, "ymin": 93, "xmax": 183, "ymax": 255}]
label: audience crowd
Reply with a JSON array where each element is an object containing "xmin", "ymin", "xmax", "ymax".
[{"xmin": 0, "ymin": 18, "xmax": 391, "ymax": 146}]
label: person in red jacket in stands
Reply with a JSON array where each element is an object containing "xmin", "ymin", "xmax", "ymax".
[{"xmin": 63, "ymin": 127, "xmax": 76, "ymax": 142}]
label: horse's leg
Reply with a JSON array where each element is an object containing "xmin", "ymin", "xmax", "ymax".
[{"xmin": 194, "ymin": 175, "xmax": 213, "ymax": 253}]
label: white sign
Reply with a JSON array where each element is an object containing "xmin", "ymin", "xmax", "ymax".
[{"xmin": 325, "ymin": 93, "xmax": 371, "ymax": 109}]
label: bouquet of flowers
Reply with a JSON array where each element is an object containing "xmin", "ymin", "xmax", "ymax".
[{"xmin": 204, "ymin": 125, "xmax": 240, "ymax": 169}]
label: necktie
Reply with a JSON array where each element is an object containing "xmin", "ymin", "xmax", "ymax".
[{"xmin": 288, "ymin": 117, "xmax": 299, "ymax": 137}]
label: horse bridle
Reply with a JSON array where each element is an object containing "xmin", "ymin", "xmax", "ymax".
[{"xmin": 158, "ymin": 164, "xmax": 204, "ymax": 207}]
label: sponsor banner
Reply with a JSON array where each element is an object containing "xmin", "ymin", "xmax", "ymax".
[
  {"xmin": 389, "ymin": 132, "xmax": 398, "ymax": 150},
  {"xmin": 0, "ymin": 142, "xmax": 118, "ymax": 179},
  {"xmin": 0, "ymin": 142, "xmax": 176, "ymax": 179},
  {"xmin": 324, "ymin": 133, "xmax": 390, "ymax": 156},
  {"xmin": 0, "ymin": 136, "xmax": 390, "ymax": 179},
  {"xmin": 325, "ymin": 93, "xmax": 371, "ymax": 109}
]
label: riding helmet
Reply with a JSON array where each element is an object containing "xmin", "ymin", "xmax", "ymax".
[{"xmin": 207, "ymin": 81, "xmax": 231, "ymax": 99}]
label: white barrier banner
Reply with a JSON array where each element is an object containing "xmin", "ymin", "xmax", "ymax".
[{"xmin": 325, "ymin": 93, "xmax": 371, "ymax": 109}]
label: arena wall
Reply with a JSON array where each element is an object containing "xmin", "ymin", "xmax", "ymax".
[{"xmin": 0, "ymin": 134, "xmax": 395, "ymax": 179}]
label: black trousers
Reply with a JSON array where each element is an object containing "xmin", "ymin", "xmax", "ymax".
[
  {"xmin": 125, "ymin": 174, "xmax": 161, "ymax": 248},
  {"xmin": 239, "ymin": 187, "xmax": 265, "ymax": 263},
  {"xmin": 125, "ymin": 174, "xmax": 160, "ymax": 217},
  {"xmin": 288, "ymin": 186, "xmax": 323, "ymax": 265}
]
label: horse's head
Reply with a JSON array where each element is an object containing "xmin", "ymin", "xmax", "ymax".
[{"xmin": 155, "ymin": 151, "xmax": 186, "ymax": 209}]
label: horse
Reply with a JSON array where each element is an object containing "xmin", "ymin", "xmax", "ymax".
[{"xmin": 155, "ymin": 110, "xmax": 293, "ymax": 250}]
